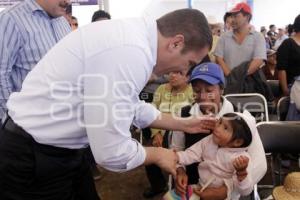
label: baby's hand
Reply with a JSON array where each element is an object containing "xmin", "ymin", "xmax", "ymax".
[
  {"xmin": 233, "ymin": 155, "xmax": 249, "ymax": 182},
  {"xmin": 233, "ymin": 155, "xmax": 249, "ymax": 171}
]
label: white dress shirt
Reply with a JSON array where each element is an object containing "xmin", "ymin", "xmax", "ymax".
[{"xmin": 7, "ymin": 17, "xmax": 160, "ymax": 172}]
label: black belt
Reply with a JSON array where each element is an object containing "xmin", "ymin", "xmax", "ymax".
[
  {"xmin": 2, "ymin": 116, "xmax": 84, "ymax": 156},
  {"xmin": 2, "ymin": 116, "xmax": 32, "ymax": 140}
]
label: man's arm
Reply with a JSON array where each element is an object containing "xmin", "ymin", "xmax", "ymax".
[
  {"xmin": 278, "ymin": 70, "xmax": 289, "ymax": 96},
  {"xmin": 216, "ymin": 56, "xmax": 231, "ymax": 76},
  {"xmin": 248, "ymin": 33, "xmax": 267, "ymax": 75},
  {"xmin": 149, "ymin": 113, "xmax": 216, "ymax": 134},
  {"xmin": 0, "ymin": 14, "xmax": 21, "ymax": 117},
  {"xmin": 144, "ymin": 147, "xmax": 178, "ymax": 177},
  {"xmin": 214, "ymin": 35, "xmax": 231, "ymax": 76},
  {"xmin": 247, "ymin": 59, "xmax": 264, "ymax": 75}
]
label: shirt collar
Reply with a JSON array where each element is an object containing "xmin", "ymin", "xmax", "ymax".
[
  {"xmin": 228, "ymin": 28, "xmax": 255, "ymax": 38},
  {"xmin": 26, "ymin": 0, "xmax": 53, "ymax": 18},
  {"xmin": 25, "ymin": 0, "xmax": 44, "ymax": 13},
  {"xmin": 143, "ymin": 17, "xmax": 158, "ymax": 68}
]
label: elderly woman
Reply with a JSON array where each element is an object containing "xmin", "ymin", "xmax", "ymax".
[{"xmin": 173, "ymin": 62, "xmax": 267, "ymax": 200}]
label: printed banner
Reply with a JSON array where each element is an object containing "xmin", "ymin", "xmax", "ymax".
[
  {"xmin": 0, "ymin": 0, "xmax": 98, "ymax": 8},
  {"xmin": 71, "ymin": 0, "xmax": 98, "ymax": 5},
  {"xmin": 0, "ymin": 0, "xmax": 21, "ymax": 7}
]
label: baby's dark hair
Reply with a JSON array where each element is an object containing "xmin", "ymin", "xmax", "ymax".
[{"xmin": 223, "ymin": 113, "xmax": 252, "ymax": 147}]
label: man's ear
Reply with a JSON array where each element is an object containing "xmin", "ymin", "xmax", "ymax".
[
  {"xmin": 167, "ymin": 34, "xmax": 185, "ymax": 52},
  {"xmin": 232, "ymin": 138, "xmax": 244, "ymax": 147}
]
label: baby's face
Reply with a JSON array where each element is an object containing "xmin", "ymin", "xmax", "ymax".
[{"xmin": 212, "ymin": 117, "xmax": 234, "ymax": 147}]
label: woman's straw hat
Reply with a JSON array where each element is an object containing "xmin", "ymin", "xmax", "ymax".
[{"xmin": 273, "ymin": 172, "xmax": 300, "ymax": 200}]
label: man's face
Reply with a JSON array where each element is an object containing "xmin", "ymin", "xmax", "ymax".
[
  {"xmin": 71, "ymin": 18, "xmax": 78, "ymax": 30},
  {"xmin": 278, "ymin": 29, "xmax": 285, "ymax": 37},
  {"xmin": 271, "ymin": 26, "xmax": 276, "ymax": 32},
  {"xmin": 225, "ymin": 16, "xmax": 233, "ymax": 31},
  {"xmin": 155, "ymin": 35, "xmax": 209, "ymax": 76},
  {"xmin": 192, "ymin": 80, "xmax": 222, "ymax": 115},
  {"xmin": 37, "ymin": 0, "xmax": 71, "ymax": 18},
  {"xmin": 267, "ymin": 54, "xmax": 277, "ymax": 65},
  {"xmin": 231, "ymin": 12, "xmax": 249, "ymax": 31},
  {"xmin": 94, "ymin": 17, "xmax": 110, "ymax": 21}
]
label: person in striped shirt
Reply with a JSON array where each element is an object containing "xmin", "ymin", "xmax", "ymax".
[{"xmin": 0, "ymin": 0, "xmax": 71, "ymax": 120}]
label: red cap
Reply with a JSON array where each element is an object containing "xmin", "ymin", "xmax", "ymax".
[{"xmin": 230, "ymin": 2, "xmax": 252, "ymax": 14}]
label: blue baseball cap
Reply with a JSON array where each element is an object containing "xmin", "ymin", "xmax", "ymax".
[{"xmin": 189, "ymin": 62, "xmax": 225, "ymax": 85}]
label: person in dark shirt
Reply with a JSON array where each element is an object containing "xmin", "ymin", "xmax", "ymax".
[
  {"xmin": 263, "ymin": 49, "xmax": 278, "ymax": 80},
  {"xmin": 277, "ymin": 14, "xmax": 300, "ymax": 96}
]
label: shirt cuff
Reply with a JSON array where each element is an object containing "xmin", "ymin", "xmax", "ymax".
[
  {"xmin": 133, "ymin": 102, "xmax": 161, "ymax": 128},
  {"xmin": 125, "ymin": 140, "xmax": 146, "ymax": 171}
]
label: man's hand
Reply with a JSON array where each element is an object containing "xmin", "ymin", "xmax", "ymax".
[
  {"xmin": 233, "ymin": 155, "xmax": 249, "ymax": 182},
  {"xmin": 144, "ymin": 147, "xmax": 178, "ymax": 177},
  {"xmin": 152, "ymin": 133, "xmax": 163, "ymax": 147},
  {"xmin": 193, "ymin": 184, "xmax": 227, "ymax": 200},
  {"xmin": 175, "ymin": 167, "xmax": 188, "ymax": 196},
  {"xmin": 149, "ymin": 113, "xmax": 216, "ymax": 134},
  {"xmin": 182, "ymin": 116, "xmax": 216, "ymax": 134}
]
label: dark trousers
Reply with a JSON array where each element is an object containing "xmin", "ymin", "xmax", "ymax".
[
  {"xmin": 145, "ymin": 164, "xmax": 167, "ymax": 191},
  {"xmin": 0, "ymin": 118, "xmax": 100, "ymax": 200},
  {"xmin": 139, "ymin": 92, "xmax": 154, "ymax": 140},
  {"xmin": 144, "ymin": 131, "xmax": 169, "ymax": 191}
]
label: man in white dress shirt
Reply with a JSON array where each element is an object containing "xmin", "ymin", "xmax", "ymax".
[{"xmin": 0, "ymin": 9, "xmax": 213, "ymax": 199}]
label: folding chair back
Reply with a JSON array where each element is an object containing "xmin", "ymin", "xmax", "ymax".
[
  {"xmin": 276, "ymin": 96, "xmax": 290, "ymax": 121},
  {"xmin": 257, "ymin": 121, "xmax": 300, "ymax": 154},
  {"xmin": 257, "ymin": 121, "xmax": 300, "ymax": 187},
  {"xmin": 225, "ymin": 93, "xmax": 269, "ymax": 122}
]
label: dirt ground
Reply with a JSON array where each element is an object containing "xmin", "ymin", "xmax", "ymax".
[{"xmin": 95, "ymin": 166, "xmax": 163, "ymax": 200}]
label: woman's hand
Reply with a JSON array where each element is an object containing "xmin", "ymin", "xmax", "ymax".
[{"xmin": 193, "ymin": 184, "xmax": 227, "ymax": 200}]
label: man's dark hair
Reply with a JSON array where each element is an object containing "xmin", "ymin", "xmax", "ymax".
[
  {"xmin": 157, "ymin": 9, "xmax": 212, "ymax": 53},
  {"xmin": 223, "ymin": 12, "xmax": 232, "ymax": 23},
  {"xmin": 223, "ymin": 113, "xmax": 252, "ymax": 148},
  {"xmin": 287, "ymin": 24, "xmax": 294, "ymax": 36},
  {"xmin": 269, "ymin": 24, "xmax": 275, "ymax": 29},
  {"xmin": 293, "ymin": 14, "xmax": 300, "ymax": 33},
  {"xmin": 240, "ymin": 9, "xmax": 252, "ymax": 22},
  {"xmin": 91, "ymin": 10, "xmax": 111, "ymax": 22},
  {"xmin": 66, "ymin": 5, "xmax": 72, "ymax": 15}
]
